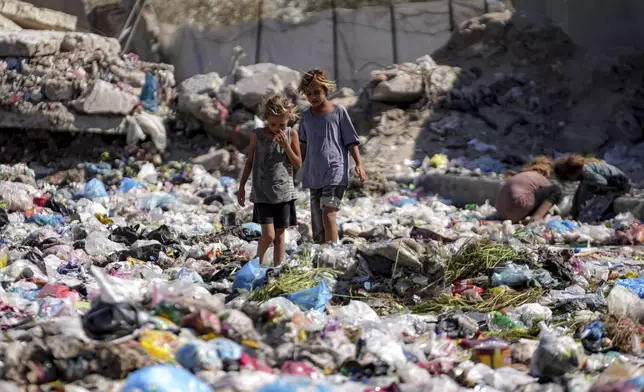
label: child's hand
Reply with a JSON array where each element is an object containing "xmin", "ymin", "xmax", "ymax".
[
  {"xmin": 237, "ymin": 188, "xmax": 246, "ymax": 207},
  {"xmin": 275, "ymin": 130, "xmax": 288, "ymax": 148},
  {"xmin": 355, "ymin": 164, "xmax": 368, "ymax": 183}
]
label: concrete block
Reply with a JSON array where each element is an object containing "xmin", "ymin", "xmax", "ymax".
[
  {"xmin": 61, "ymin": 32, "xmax": 121, "ymax": 55},
  {"xmin": 0, "ymin": 108, "xmax": 125, "ymax": 134},
  {"xmin": 0, "ymin": 30, "xmax": 64, "ymax": 57},
  {"xmin": 0, "ymin": 13, "xmax": 21, "ymax": 31},
  {"xmin": 71, "ymin": 80, "xmax": 139, "ymax": 115},
  {"xmin": 0, "ymin": 0, "xmax": 77, "ymax": 31}
]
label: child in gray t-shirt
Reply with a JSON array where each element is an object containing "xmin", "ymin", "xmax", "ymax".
[{"xmin": 297, "ymin": 69, "xmax": 367, "ymax": 244}]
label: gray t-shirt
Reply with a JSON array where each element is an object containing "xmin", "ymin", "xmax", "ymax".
[
  {"xmin": 298, "ymin": 105, "xmax": 360, "ymax": 189},
  {"xmin": 250, "ymin": 128, "xmax": 296, "ymax": 204}
]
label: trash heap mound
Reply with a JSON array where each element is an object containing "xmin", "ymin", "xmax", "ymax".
[
  {"xmin": 0, "ymin": 159, "xmax": 643, "ymax": 390},
  {"xmin": 351, "ymin": 10, "xmax": 644, "ymax": 185},
  {"xmin": 0, "ymin": 1, "xmax": 176, "ymax": 152}
]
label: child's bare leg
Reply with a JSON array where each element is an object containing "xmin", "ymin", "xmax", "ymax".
[
  {"xmin": 531, "ymin": 200, "xmax": 554, "ymax": 221},
  {"xmin": 257, "ymin": 224, "xmax": 275, "ymax": 264},
  {"xmin": 322, "ymin": 207, "xmax": 339, "ymax": 243},
  {"xmin": 272, "ymin": 228, "xmax": 286, "ymax": 266}
]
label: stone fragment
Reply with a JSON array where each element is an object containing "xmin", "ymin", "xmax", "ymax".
[
  {"xmin": 0, "ymin": 0, "xmax": 77, "ymax": 31},
  {"xmin": 0, "ymin": 30, "xmax": 64, "ymax": 57}
]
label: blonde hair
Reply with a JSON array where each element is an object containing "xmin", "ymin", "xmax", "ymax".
[
  {"xmin": 261, "ymin": 93, "xmax": 298, "ymax": 121},
  {"xmin": 298, "ymin": 68, "xmax": 337, "ymax": 95},
  {"xmin": 520, "ymin": 155, "xmax": 554, "ymax": 177}
]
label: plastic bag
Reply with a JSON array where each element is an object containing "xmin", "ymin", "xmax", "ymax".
[
  {"xmin": 607, "ymin": 285, "xmax": 644, "ymax": 322},
  {"xmin": 119, "ymin": 177, "xmax": 144, "ymax": 193},
  {"xmin": 140, "ymin": 72, "xmax": 159, "ymax": 113},
  {"xmin": 138, "ymin": 163, "xmax": 158, "ymax": 184},
  {"xmin": 286, "ymin": 280, "xmax": 332, "ymax": 312},
  {"xmin": 530, "ymin": 332, "xmax": 584, "ymax": 381},
  {"xmin": 84, "ymin": 232, "xmax": 126, "ymax": 257},
  {"xmin": 510, "ymin": 303, "xmax": 552, "ymax": 328},
  {"xmin": 546, "ymin": 220, "xmax": 579, "ymax": 234},
  {"xmin": 232, "ymin": 258, "xmax": 269, "ymax": 292},
  {"xmin": 331, "ymin": 300, "xmax": 379, "ymax": 322},
  {"xmin": 123, "ymin": 365, "xmax": 213, "ymax": 392},
  {"xmin": 491, "ymin": 263, "xmax": 533, "ymax": 288},
  {"xmin": 27, "ymin": 214, "xmax": 64, "ymax": 227},
  {"xmin": 75, "ymin": 178, "xmax": 108, "ymax": 201},
  {"xmin": 176, "ymin": 341, "xmax": 222, "ymax": 373},
  {"xmin": 615, "ymin": 278, "xmax": 644, "ymax": 298},
  {"xmin": 135, "ymin": 112, "xmax": 167, "ymax": 152},
  {"xmin": 126, "ymin": 115, "xmax": 146, "ymax": 146},
  {"xmin": 0, "ymin": 182, "xmax": 35, "ymax": 211}
]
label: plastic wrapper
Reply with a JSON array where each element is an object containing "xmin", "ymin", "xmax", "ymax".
[
  {"xmin": 510, "ymin": 303, "xmax": 553, "ymax": 328},
  {"xmin": 84, "ymin": 232, "xmax": 127, "ymax": 257},
  {"xmin": 0, "ymin": 182, "xmax": 35, "ymax": 211},
  {"xmin": 138, "ymin": 163, "xmax": 158, "ymax": 184}
]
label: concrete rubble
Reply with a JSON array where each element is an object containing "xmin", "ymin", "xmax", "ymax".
[{"xmin": 0, "ymin": 0, "xmax": 176, "ymax": 152}]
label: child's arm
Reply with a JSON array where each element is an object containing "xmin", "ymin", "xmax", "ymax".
[
  {"xmin": 297, "ymin": 121, "xmax": 307, "ymax": 163},
  {"xmin": 278, "ymin": 129, "xmax": 302, "ymax": 170},
  {"xmin": 237, "ymin": 131, "xmax": 257, "ymax": 207},
  {"xmin": 338, "ymin": 106, "xmax": 367, "ymax": 183},
  {"xmin": 349, "ymin": 144, "xmax": 367, "ymax": 183}
]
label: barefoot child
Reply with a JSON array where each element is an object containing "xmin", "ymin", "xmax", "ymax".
[
  {"xmin": 554, "ymin": 155, "xmax": 631, "ymax": 222},
  {"xmin": 237, "ymin": 94, "xmax": 302, "ymax": 265},
  {"xmin": 297, "ymin": 69, "xmax": 367, "ymax": 244}
]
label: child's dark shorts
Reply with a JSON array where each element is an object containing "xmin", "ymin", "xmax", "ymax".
[{"xmin": 252, "ymin": 200, "xmax": 297, "ymax": 229}]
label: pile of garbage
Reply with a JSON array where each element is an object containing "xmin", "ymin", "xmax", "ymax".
[
  {"xmin": 0, "ymin": 0, "xmax": 175, "ymax": 151},
  {"xmin": 0, "ymin": 159, "xmax": 643, "ymax": 391}
]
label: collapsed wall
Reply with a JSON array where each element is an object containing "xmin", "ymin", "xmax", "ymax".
[{"xmin": 0, "ymin": 0, "xmax": 176, "ymax": 152}]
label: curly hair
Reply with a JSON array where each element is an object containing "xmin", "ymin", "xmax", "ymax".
[
  {"xmin": 297, "ymin": 68, "xmax": 337, "ymax": 95},
  {"xmin": 261, "ymin": 93, "xmax": 298, "ymax": 121}
]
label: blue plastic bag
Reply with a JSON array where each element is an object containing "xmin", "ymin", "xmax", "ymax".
[
  {"xmin": 123, "ymin": 365, "xmax": 213, "ymax": 392},
  {"xmin": 79, "ymin": 162, "xmax": 112, "ymax": 177},
  {"xmin": 286, "ymin": 280, "xmax": 332, "ymax": 312},
  {"xmin": 232, "ymin": 258, "xmax": 269, "ymax": 292},
  {"xmin": 75, "ymin": 178, "xmax": 108, "ymax": 201},
  {"xmin": 176, "ymin": 342, "xmax": 221, "ymax": 373},
  {"xmin": 210, "ymin": 338, "xmax": 242, "ymax": 361},
  {"xmin": 145, "ymin": 193, "xmax": 177, "ymax": 210},
  {"xmin": 242, "ymin": 222, "xmax": 262, "ymax": 234},
  {"xmin": 616, "ymin": 278, "xmax": 644, "ymax": 298},
  {"xmin": 140, "ymin": 72, "xmax": 159, "ymax": 113},
  {"xmin": 119, "ymin": 177, "xmax": 144, "ymax": 193},
  {"xmin": 546, "ymin": 220, "xmax": 579, "ymax": 234},
  {"xmin": 28, "ymin": 214, "xmax": 64, "ymax": 227},
  {"xmin": 259, "ymin": 377, "xmax": 333, "ymax": 392},
  {"xmin": 491, "ymin": 263, "xmax": 533, "ymax": 288}
]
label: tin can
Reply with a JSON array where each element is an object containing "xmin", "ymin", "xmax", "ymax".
[{"xmin": 472, "ymin": 340, "xmax": 511, "ymax": 369}]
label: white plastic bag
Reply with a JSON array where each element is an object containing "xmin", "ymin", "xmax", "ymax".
[
  {"xmin": 125, "ymin": 115, "xmax": 146, "ymax": 146},
  {"xmin": 607, "ymin": 285, "xmax": 644, "ymax": 322},
  {"xmin": 137, "ymin": 162, "xmax": 158, "ymax": 184}
]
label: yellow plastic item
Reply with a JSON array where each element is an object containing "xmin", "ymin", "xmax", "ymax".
[
  {"xmin": 95, "ymin": 214, "xmax": 114, "ymax": 225},
  {"xmin": 429, "ymin": 153, "xmax": 449, "ymax": 168},
  {"xmin": 140, "ymin": 330, "xmax": 179, "ymax": 362},
  {"xmin": 0, "ymin": 248, "xmax": 7, "ymax": 269}
]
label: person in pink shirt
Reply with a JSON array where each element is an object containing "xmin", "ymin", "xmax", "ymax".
[{"xmin": 495, "ymin": 157, "xmax": 562, "ymax": 223}]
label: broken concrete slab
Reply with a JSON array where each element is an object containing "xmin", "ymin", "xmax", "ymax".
[
  {"xmin": 0, "ymin": 30, "xmax": 64, "ymax": 57},
  {"xmin": 71, "ymin": 80, "xmax": 139, "ymax": 115},
  {"xmin": 61, "ymin": 32, "xmax": 120, "ymax": 55},
  {"xmin": 0, "ymin": 107, "xmax": 125, "ymax": 134},
  {"xmin": 0, "ymin": 13, "xmax": 21, "ymax": 31},
  {"xmin": 234, "ymin": 63, "xmax": 300, "ymax": 110},
  {"xmin": 192, "ymin": 149, "xmax": 231, "ymax": 172},
  {"xmin": 369, "ymin": 71, "xmax": 424, "ymax": 104},
  {"xmin": 0, "ymin": 0, "xmax": 77, "ymax": 31}
]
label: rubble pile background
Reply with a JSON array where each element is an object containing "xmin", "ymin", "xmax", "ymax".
[{"xmin": 0, "ymin": 0, "xmax": 176, "ymax": 153}]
